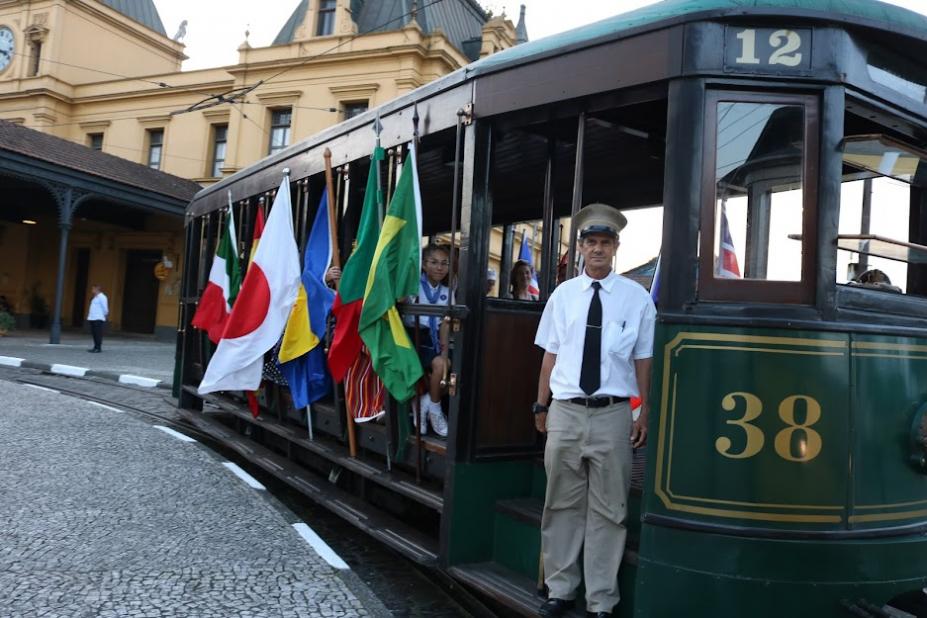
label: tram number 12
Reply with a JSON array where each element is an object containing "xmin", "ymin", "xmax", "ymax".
[
  {"xmin": 715, "ymin": 392, "xmax": 823, "ymax": 462},
  {"xmin": 725, "ymin": 27, "xmax": 811, "ymax": 72}
]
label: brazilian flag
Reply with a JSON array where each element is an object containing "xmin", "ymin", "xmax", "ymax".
[{"xmin": 358, "ymin": 145, "xmax": 424, "ymax": 403}]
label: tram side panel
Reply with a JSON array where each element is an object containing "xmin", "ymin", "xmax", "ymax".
[{"xmin": 636, "ymin": 324, "xmax": 927, "ymax": 616}]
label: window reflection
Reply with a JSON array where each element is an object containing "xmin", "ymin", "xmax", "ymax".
[{"xmin": 714, "ymin": 102, "xmax": 804, "ymax": 282}]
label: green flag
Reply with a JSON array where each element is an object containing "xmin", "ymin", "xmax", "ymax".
[
  {"xmin": 328, "ymin": 146, "xmax": 385, "ymax": 382},
  {"xmin": 358, "ymin": 145, "xmax": 424, "ymax": 402}
]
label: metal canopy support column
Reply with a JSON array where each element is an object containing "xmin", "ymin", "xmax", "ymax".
[{"xmin": 49, "ymin": 185, "xmax": 79, "ymax": 344}]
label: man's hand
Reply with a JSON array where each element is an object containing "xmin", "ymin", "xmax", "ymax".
[
  {"xmin": 535, "ymin": 411, "xmax": 547, "ymax": 434},
  {"xmin": 631, "ymin": 410, "xmax": 648, "ymax": 448}
]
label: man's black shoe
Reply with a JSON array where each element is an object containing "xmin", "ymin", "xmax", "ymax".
[
  {"xmin": 539, "ymin": 598, "xmax": 575, "ymax": 617},
  {"xmin": 87, "ymin": 348, "xmax": 101, "ymax": 353}
]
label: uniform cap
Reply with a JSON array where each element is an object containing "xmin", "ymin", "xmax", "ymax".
[{"xmin": 573, "ymin": 202, "xmax": 627, "ymax": 238}]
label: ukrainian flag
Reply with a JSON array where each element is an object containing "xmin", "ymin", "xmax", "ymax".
[{"xmin": 278, "ymin": 188, "xmax": 335, "ymax": 408}]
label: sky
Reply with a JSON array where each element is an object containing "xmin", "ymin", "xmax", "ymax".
[{"xmin": 155, "ymin": 0, "xmax": 927, "ymax": 72}]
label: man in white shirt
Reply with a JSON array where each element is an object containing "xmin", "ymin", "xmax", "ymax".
[
  {"xmin": 86, "ymin": 284, "xmax": 109, "ymax": 353},
  {"xmin": 533, "ymin": 203, "xmax": 656, "ymax": 618}
]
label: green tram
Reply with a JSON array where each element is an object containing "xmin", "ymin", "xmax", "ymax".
[{"xmin": 177, "ymin": 1, "xmax": 927, "ymax": 615}]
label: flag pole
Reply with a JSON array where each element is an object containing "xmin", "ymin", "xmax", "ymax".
[
  {"xmin": 323, "ymin": 148, "xmax": 342, "ymax": 281},
  {"xmin": 373, "ymin": 112, "xmax": 393, "ymax": 471},
  {"xmin": 325, "ymin": 147, "xmax": 358, "ymax": 458}
]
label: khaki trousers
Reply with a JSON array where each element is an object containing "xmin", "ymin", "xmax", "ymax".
[{"xmin": 541, "ymin": 399, "xmax": 632, "ymax": 613}]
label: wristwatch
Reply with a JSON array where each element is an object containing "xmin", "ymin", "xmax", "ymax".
[{"xmin": 531, "ymin": 402, "xmax": 549, "ymax": 415}]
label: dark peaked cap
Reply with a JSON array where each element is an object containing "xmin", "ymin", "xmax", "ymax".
[{"xmin": 573, "ymin": 203, "xmax": 628, "ymax": 238}]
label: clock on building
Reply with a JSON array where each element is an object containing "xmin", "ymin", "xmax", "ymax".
[{"xmin": 0, "ymin": 27, "xmax": 14, "ymax": 72}]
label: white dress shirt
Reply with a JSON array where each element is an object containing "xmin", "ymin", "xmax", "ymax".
[
  {"xmin": 87, "ymin": 292, "xmax": 109, "ymax": 321},
  {"xmin": 535, "ymin": 270, "xmax": 656, "ymax": 400}
]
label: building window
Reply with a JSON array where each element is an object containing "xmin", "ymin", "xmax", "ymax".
[
  {"xmin": 147, "ymin": 129, "xmax": 164, "ymax": 169},
  {"xmin": 343, "ymin": 101, "xmax": 368, "ymax": 119},
  {"xmin": 210, "ymin": 124, "xmax": 228, "ymax": 177},
  {"xmin": 268, "ymin": 109, "xmax": 291, "ymax": 155},
  {"xmin": 28, "ymin": 41, "xmax": 41, "ymax": 76},
  {"xmin": 317, "ymin": 0, "xmax": 336, "ymax": 36},
  {"xmin": 87, "ymin": 133, "xmax": 103, "ymax": 151}
]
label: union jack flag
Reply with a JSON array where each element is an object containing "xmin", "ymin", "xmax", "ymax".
[{"xmin": 718, "ymin": 204, "xmax": 741, "ymax": 279}]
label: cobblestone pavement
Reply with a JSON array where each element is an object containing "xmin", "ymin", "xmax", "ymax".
[
  {"xmin": 0, "ymin": 330, "xmax": 175, "ymax": 381},
  {"xmin": 0, "ymin": 376, "xmax": 389, "ymax": 618}
]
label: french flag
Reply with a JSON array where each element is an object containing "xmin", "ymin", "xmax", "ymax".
[{"xmin": 518, "ymin": 232, "xmax": 541, "ymax": 297}]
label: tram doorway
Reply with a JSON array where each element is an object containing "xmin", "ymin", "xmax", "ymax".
[
  {"xmin": 70, "ymin": 248, "xmax": 90, "ymax": 328},
  {"xmin": 121, "ymin": 250, "xmax": 161, "ymax": 334}
]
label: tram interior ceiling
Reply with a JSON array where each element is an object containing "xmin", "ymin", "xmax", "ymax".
[{"xmin": 489, "ymin": 100, "xmax": 668, "ymax": 224}]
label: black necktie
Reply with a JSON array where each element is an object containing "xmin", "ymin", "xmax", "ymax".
[{"xmin": 580, "ymin": 281, "xmax": 602, "ymax": 395}]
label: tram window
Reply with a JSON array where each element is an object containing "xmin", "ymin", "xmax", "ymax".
[
  {"xmin": 836, "ymin": 112, "xmax": 927, "ymax": 297},
  {"xmin": 714, "ymin": 102, "xmax": 803, "ymax": 281},
  {"xmin": 837, "ymin": 178, "xmax": 909, "ymax": 293},
  {"xmin": 700, "ymin": 92, "xmax": 818, "ymax": 303}
]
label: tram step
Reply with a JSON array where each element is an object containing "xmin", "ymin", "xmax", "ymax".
[
  {"xmin": 186, "ymin": 387, "xmax": 445, "ymax": 512},
  {"xmin": 495, "ymin": 497, "xmax": 543, "ymax": 527},
  {"xmin": 449, "ymin": 561, "xmax": 586, "ymax": 618},
  {"xmin": 178, "ymin": 407, "xmax": 441, "ymax": 566}
]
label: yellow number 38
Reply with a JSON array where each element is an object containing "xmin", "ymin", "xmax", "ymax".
[{"xmin": 715, "ymin": 392, "xmax": 823, "ymax": 462}]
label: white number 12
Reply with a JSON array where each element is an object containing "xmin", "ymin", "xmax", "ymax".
[{"xmin": 734, "ymin": 29, "xmax": 803, "ymax": 67}]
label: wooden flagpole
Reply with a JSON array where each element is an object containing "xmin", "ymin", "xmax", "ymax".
[{"xmin": 324, "ymin": 148, "xmax": 357, "ymax": 458}]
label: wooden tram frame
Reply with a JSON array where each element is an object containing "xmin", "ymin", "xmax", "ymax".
[{"xmin": 178, "ymin": 2, "xmax": 927, "ymax": 616}]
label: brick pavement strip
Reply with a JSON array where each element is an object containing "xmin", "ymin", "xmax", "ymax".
[{"xmin": 0, "ymin": 380, "xmax": 386, "ymax": 617}]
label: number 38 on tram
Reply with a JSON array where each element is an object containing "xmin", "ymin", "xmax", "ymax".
[{"xmin": 177, "ymin": 1, "xmax": 927, "ymax": 615}]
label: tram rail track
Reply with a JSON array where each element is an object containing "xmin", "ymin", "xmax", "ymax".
[{"xmin": 5, "ymin": 371, "xmax": 212, "ymax": 443}]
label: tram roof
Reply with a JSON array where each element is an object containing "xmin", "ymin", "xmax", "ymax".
[
  {"xmin": 188, "ymin": 0, "xmax": 927, "ymax": 217},
  {"xmin": 466, "ymin": 0, "xmax": 927, "ymax": 77}
]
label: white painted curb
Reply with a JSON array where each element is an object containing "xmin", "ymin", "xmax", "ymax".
[
  {"xmin": 118, "ymin": 374, "xmax": 161, "ymax": 388},
  {"xmin": 50, "ymin": 364, "xmax": 88, "ymax": 377},
  {"xmin": 292, "ymin": 523, "xmax": 350, "ymax": 570},
  {"xmin": 221, "ymin": 462, "xmax": 266, "ymax": 490},
  {"xmin": 0, "ymin": 356, "xmax": 23, "ymax": 367},
  {"xmin": 153, "ymin": 425, "xmax": 197, "ymax": 443}
]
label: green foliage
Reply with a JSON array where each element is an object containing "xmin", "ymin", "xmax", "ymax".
[{"xmin": 0, "ymin": 311, "xmax": 14, "ymax": 332}]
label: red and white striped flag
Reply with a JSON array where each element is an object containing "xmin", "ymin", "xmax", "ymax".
[{"xmin": 718, "ymin": 204, "xmax": 741, "ymax": 279}]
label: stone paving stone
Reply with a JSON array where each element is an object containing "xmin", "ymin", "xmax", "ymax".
[{"xmin": 0, "ymin": 381, "xmax": 377, "ymax": 617}]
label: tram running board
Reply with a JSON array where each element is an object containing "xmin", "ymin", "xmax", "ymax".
[
  {"xmin": 177, "ymin": 407, "xmax": 440, "ymax": 567},
  {"xmin": 449, "ymin": 562, "xmax": 586, "ymax": 618},
  {"xmin": 186, "ymin": 387, "xmax": 444, "ymax": 512}
]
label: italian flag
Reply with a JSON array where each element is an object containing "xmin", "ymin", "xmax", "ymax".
[
  {"xmin": 358, "ymin": 144, "xmax": 424, "ymax": 403},
  {"xmin": 328, "ymin": 146, "xmax": 385, "ymax": 382},
  {"xmin": 198, "ymin": 176, "xmax": 301, "ymax": 395},
  {"xmin": 191, "ymin": 204, "xmax": 241, "ymax": 343}
]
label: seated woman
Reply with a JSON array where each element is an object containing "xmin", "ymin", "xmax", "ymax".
[
  {"xmin": 507, "ymin": 259, "xmax": 539, "ymax": 300},
  {"xmin": 405, "ymin": 244, "xmax": 452, "ymax": 437}
]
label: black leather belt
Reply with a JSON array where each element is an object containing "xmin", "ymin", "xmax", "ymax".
[{"xmin": 566, "ymin": 396, "xmax": 629, "ymax": 408}]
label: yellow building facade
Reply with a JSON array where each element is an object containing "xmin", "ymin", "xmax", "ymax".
[{"xmin": 0, "ymin": 0, "xmax": 525, "ymax": 339}]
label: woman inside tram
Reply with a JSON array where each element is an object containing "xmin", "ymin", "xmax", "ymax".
[{"xmin": 507, "ymin": 260, "xmax": 539, "ymax": 301}]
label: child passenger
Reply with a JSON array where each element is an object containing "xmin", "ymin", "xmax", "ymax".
[{"xmin": 405, "ymin": 244, "xmax": 452, "ymax": 437}]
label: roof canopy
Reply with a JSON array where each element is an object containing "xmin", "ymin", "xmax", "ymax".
[{"xmin": 0, "ymin": 121, "xmax": 199, "ymax": 214}]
